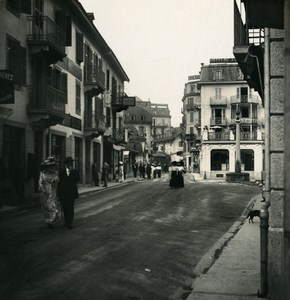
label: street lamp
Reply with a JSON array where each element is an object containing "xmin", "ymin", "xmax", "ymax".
[{"xmin": 235, "ymin": 110, "xmax": 241, "ymax": 173}]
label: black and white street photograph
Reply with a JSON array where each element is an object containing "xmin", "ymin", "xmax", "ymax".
[{"xmin": 0, "ymin": 0, "xmax": 288, "ymax": 299}]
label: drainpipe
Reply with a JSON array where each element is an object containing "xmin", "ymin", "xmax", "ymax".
[{"xmin": 257, "ymin": 27, "xmax": 270, "ymax": 298}]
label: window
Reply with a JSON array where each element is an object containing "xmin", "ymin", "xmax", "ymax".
[
  {"xmin": 106, "ymin": 70, "xmax": 110, "ymax": 90},
  {"xmin": 75, "ymin": 81, "xmax": 81, "ymax": 115},
  {"xmin": 7, "ymin": 36, "xmax": 26, "ymax": 86},
  {"xmin": 190, "ymin": 126, "xmax": 194, "ymax": 134},
  {"xmin": 130, "ymin": 115, "xmax": 136, "ymax": 121},
  {"xmin": 241, "ymin": 149, "xmax": 254, "ymax": 171},
  {"xmin": 7, "ymin": 0, "xmax": 31, "ymax": 17},
  {"xmin": 140, "ymin": 115, "xmax": 145, "ymax": 121},
  {"xmin": 215, "ymin": 88, "xmax": 222, "ymax": 99},
  {"xmin": 190, "ymin": 112, "xmax": 194, "ymax": 123},
  {"xmin": 214, "ymin": 69, "xmax": 223, "ymax": 80},
  {"xmin": 211, "ymin": 150, "xmax": 229, "ymax": 171}
]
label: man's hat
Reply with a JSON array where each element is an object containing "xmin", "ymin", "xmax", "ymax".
[{"xmin": 64, "ymin": 156, "xmax": 74, "ymax": 164}]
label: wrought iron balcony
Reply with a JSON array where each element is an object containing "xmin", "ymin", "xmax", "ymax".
[
  {"xmin": 208, "ymin": 131, "xmax": 231, "ymax": 141},
  {"xmin": 27, "ymin": 85, "xmax": 65, "ymax": 115},
  {"xmin": 185, "ymin": 104, "xmax": 200, "ymax": 111},
  {"xmin": 113, "ymin": 128, "xmax": 128, "ymax": 144},
  {"xmin": 84, "ymin": 66, "xmax": 106, "ymax": 96},
  {"xmin": 210, "ymin": 117, "xmax": 227, "ymax": 126},
  {"xmin": 27, "ymin": 15, "xmax": 66, "ymax": 62},
  {"xmin": 84, "ymin": 111, "xmax": 106, "ymax": 136},
  {"xmin": 231, "ymin": 117, "xmax": 258, "ymax": 125}
]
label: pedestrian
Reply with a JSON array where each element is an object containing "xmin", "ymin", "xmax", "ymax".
[
  {"xmin": 38, "ymin": 157, "xmax": 59, "ymax": 228},
  {"xmin": 92, "ymin": 161, "xmax": 100, "ymax": 186},
  {"xmin": 102, "ymin": 162, "xmax": 109, "ymax": 187},
  {"xmin": 57, "ymin": 156, "xmax": 79, "ymax": 229},
  {"xmin": 146, "ymin": 163, "xmax": 152, "ymax": 179},
  {"xmin": 132, "ymin": 162, "xmax": 138, "ymax": 178},
  {"xmin": 118, "ymin": 161, "xmax": 125, "ymax": 183}
]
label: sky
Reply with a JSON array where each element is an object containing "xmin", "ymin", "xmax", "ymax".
[{"xmin": 80, "ymin": 0, "xmax": 234, "ymax": 127}]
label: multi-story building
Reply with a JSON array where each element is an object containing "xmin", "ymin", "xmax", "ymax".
[
  {"xmin": 196, "ymin": 58, "xmax": 264, "ymax": 180},
  {"xmin": 0, "ymin": 0, "xmax": 133, "ymax": 204},
  {"xmin": 233, "ymin": 1, "xmax": 288, "ymax": 298},
  {"xmin": 124, "ymin": 97, "xmax": 153, "ymax": 164},
  {"xmin": 181, "ymin": 75, "xmax": 201, "ymax": 171}
]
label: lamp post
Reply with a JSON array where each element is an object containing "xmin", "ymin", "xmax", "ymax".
[{"xmin": 235, "ymin": 110, "xmax": 241, "ymax": 173}]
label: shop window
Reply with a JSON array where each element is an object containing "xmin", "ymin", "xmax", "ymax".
[{"xmin": 211, "ymin": 149, "xmax": 229, "ymax": 171}]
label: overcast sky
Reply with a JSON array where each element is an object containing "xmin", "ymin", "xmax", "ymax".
[{"xmin": 80, "ymin": 0, "xmax": 234, "ymax": 127}]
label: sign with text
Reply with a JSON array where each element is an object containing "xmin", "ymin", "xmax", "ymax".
[
  {"xmin": 0, "ymin": 70, "xmax": 14, "ymax": 104},
  {"xmin": 122, "ymin": 96, "xmax": 136, "ymax": 106}
]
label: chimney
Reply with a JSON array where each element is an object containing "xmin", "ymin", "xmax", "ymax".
[{"xmin": 87, "ymin": 13, "xmax": 95, "ymax": 22}]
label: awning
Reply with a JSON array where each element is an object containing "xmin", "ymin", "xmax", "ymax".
[{"xmin": 113, "ymin": 144, "xmax": 125, "ymax": 151}]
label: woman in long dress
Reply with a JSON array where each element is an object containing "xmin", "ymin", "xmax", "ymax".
[{"xmin": 39, "ymin": 157, "xmax": 59, "ymax": 228}]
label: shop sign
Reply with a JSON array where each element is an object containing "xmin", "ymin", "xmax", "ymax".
[
  {"xmin": 0, "ymin": 70, "xmax": 14, "ymax": 104},
  {"xmin": 122, "ymin": 96, "xmax": 136, "ymax": 106}
]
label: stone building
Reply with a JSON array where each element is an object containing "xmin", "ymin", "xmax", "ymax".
[{"xmin": 233, "ymin": 0, "xmax": 288, "ymax": 298}]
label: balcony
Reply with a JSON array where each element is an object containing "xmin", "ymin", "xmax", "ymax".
[
  {"xmin": 208, "ymin": 132, "xmax": 231, "ymax": 141},
  {"xmin": 84, "ymin": 111, "xmax": 106, "ymax": 138},
  {"xmin": 230, "ymin": 117, "xmax": 258, "ymax": 125},
  {"xmin": 27, "ymin": 15, "xmax": 66, "ymax": 64},
  {"xmin": 233, "ymin": 1, "xmax": 265, "ymax": 99},
  {"xmin": 185, "ymin": 104, "xmax": 200, "ymax": 111},
  {"xmin": 230, "ymin": 95, "xmax": 259, "ymax": 104},
  {"xmin": 111, "ymin": 92, "xmax": 136, "ymax": 112},
  {"xmin": 210, "ymin": 117, "xmax": 227, "ymax": 126},
  {"xmin": 240, "ymin": 131, "xmax": 257, "ymax": 141},
  {"xmin": 84, "ymin": 66, "xmax": 106, "ymax": 96},
  {"xmin": 27, "ymin": 85, "xmax": 66, "ymax": 128},
  {"xmin": 210, "ymin": 96, "xmax": 227, "ymax": 106},
  {"xmin": 113, "ymin": 128, "xmax": 128, "ymax": 144},
  {"xmin": 185, "ymin": 134, "xmax": 196, "ymax": 141}
]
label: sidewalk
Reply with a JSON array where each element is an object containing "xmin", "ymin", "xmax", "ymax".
[{"xmin": 186, "ymin": 196, "xmax": 267, "ymax": 300}]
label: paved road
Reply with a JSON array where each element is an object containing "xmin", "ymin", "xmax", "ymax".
[{"xmin": 0, "ymin": 174, "xmax": 261, "ymax": 300}]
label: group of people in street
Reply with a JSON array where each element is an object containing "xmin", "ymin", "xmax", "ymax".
[{"xmin": 39, "ymin": 156, "xmax": 79, "ymax": 229}]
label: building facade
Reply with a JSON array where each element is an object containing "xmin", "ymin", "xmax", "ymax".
[
  {"xmin": 181, "ymin": 75, "xmax": 201, "ymax": 172},
  {"xmin": 233, "ymin": 0, "xmax": 288, "ymax": 298},
  {"xmin": 0, "ymin": 0, "xmax": 133, "ymax": 204},
  {"xmin": 197, "ymin": 58, "xmax": 264, "ymax": 180}
]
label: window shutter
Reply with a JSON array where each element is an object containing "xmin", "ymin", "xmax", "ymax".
[
  {"xmin": 76, "ymin": 32, "xmax": 84, "ymax": 63},
  {"xmin": 8, "ymin": 38, "xmax": 21, "ymax": 85},
  {"xmin": 66, "ymin": 16, "xmax": 72, "ymax": 46},
  {"xmin": 21, "ymin": 46, "xmax": 26, "ymax": 84},
  {"xmin": 21, "ymin": 0, "xmax": 31, "ymax": 14},
  {"xmin": 61, "ymin": 73, "xmax": 68, "ymax": 103}
]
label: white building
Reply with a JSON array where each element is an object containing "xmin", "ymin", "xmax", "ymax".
[{"xmin": 198, "ymin": 58, "xmax": 264, "ymax": 180}]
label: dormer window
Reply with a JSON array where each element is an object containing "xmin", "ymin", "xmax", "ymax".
[
  {"xmin": 140, "ymin": 115, "xmax": 145, "ymax": 121},
  {"xmin": 214, "ymin": 69, "xmax": 223, "ymax": 80}
]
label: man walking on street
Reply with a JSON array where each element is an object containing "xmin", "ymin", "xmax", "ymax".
[{"xmin": 57, "ymin": 157, "xmax": 79, "ymax": 229}]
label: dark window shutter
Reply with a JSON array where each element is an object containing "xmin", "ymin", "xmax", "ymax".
[
  {"xmin": 61, "ymin": 73, "xmax": 68, "ymax": 103},
  {"xmin": 66, "ymin": 16, "xmax": 72, "ymax": 46},
  {"xmin": 21, "ymin": 0, "xmax": 31, "ymax": 14},
  {"xmin": 8, "ymin": 38, "xmax": 21, "ymax": 85},
  {"xmin": 21, "ymin": 46, "xmax": 26, "ymax": 84},
  {"xmin": 76, "ymin": 32, "xmax": 84, "ymax": 63}
]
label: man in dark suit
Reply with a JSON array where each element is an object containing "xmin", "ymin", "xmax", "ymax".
[{"xmin": 57, "ymin": 157, "xmax": 79, "ymax": 229}]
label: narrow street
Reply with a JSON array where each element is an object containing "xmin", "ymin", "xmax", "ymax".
[{"xmin": 0, "ymin": 174, "xmax": 261, "ymax": 300}]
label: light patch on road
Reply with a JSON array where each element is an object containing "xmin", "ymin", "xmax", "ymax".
[
  {"xmin": 78, "ymin": 200, "xmax": 124, "ymax": 218},
  {"xmin": 154, "ymin": 207, "xmax": 185, "ymax": 224}
]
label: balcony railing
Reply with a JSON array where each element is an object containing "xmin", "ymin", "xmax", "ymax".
[
  {"xmin": 210, "ymin": 96, "xmax": 227, "ymax": 106},
  {"xmin": 208, "ymin": 132, "xmax": 231, "ymax": 141},
  {"xmin": 210, "ymin": 117, "xmax": 227, "ymax": 126},
  {"xmin": 27, "ymin": 15, "xmax": 66, "ymax": 55},
  {"xmin": 84, "ymin": 66, "xmax": 106, "ymax": 90},
  {"xmin": 113, "ymin": 128, "xmax": 128, "ymax": 143},
  {"xmin": 28, "ymin": 85, "xmax": 65, "ymax": 115},
  {"xmin": 240, "ymin": 131, "xmax": 257, "ymax": 141},
  {"xmin": 84, "ymin": 111, "xmax": 106, "ymax": 132},
  {"xmin": 185, "ymin": 104, "xmax": 200, "ymax": 111},
  {"xmin": 231, "ymin": 117, "xmax": 258, "ymax": 124},
  {"xmin": 230, "ymin": 95, "xmax": 259, "ymax": 104}
]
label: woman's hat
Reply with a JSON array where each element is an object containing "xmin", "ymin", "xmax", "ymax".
[
  {"xmin": 119, "ymin": 161, "xmax": 123, "ymax": 165},
  {"xmin": 41, "ymin": 156, "xmax": 57, "ymax": 166}
]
